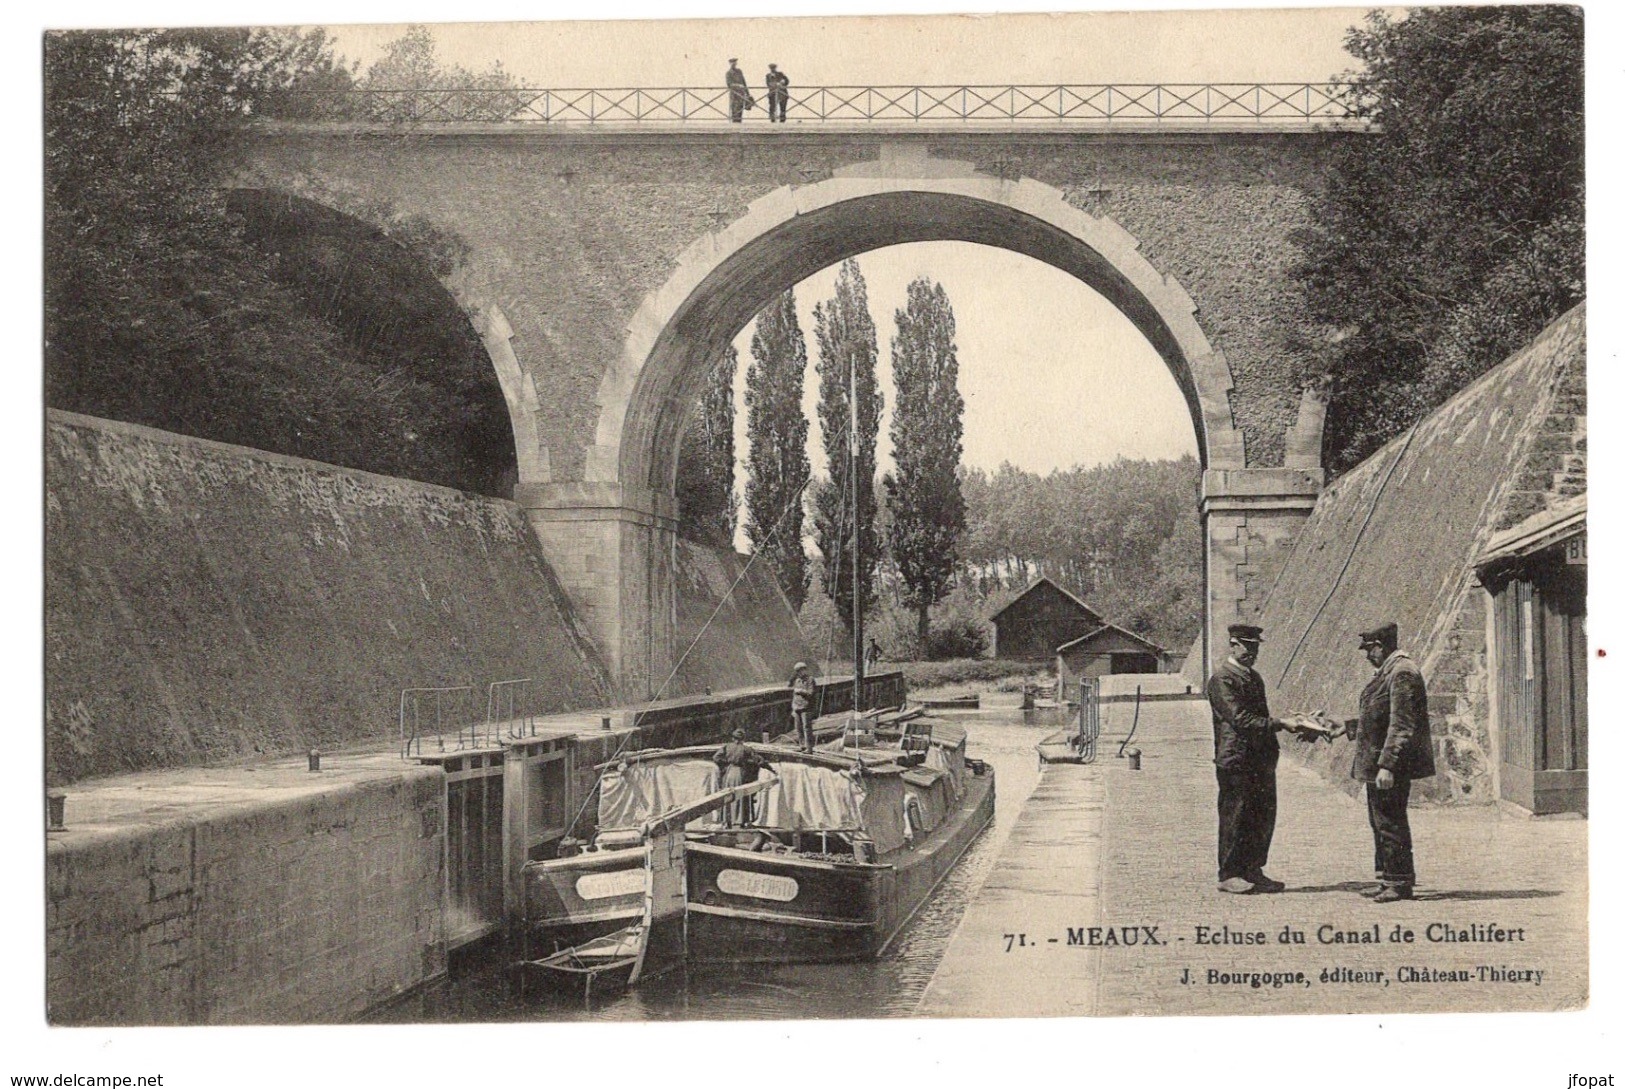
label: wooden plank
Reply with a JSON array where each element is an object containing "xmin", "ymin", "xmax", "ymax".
[
  {"xmin": 503, "ymin": 738, "xmax": 526, "ymax": 920},
  {"xmin": 1543, "ymin": 575, "xmax": 1572, "ymax": 771},
  {"xmin": 1572, "ymin": 599, "xmax": 1588, "ymax": 771}
]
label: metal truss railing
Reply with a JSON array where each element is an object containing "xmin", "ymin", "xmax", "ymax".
[
  {"xmin": 400, "ymin": 678, "xmax": 538, "ymax": 757},
  {"xmin": 269, "ymin": 82, "xmax": 1352, "ymax": 125}
]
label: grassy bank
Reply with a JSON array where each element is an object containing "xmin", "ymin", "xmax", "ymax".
[{"xmin": 896, "ymin": 658, "xmax": 1055, "ymax": 697}]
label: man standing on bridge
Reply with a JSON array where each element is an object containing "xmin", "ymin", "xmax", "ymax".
[
  {"xmin": 1206, "ymin": 624, "xmax": 1304, "ymax": 894},
  {"xmin": 725, "ymin": 59, "xmax": 753, "ymax": 122},
  {"xmin": 765, "ymin": 63, "xmax": 790, "ymax": 122}
]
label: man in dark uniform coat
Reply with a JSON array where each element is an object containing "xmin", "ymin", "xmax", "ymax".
[
  {"xmin": 725, "ymin": 59, "xmax": 752, "ymax": 122},
  {"xmin": 1206, "ymin": 624, "xmax": 1302, "ymax": 893},
  {"xmin": 1346, "ymin": 622, "xmax": 1435, "ymax": 902}
]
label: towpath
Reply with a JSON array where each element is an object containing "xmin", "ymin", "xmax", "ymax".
[{"xmin": 917, "ymin": 675, "xmax": 1587, "ymax": 1017}]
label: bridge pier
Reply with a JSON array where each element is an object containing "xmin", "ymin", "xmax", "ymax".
[
  {"xmin": 517, "ymin": 483, "xmax": 677, "ymax": 701},
  {"xmin": 1200, "ymin": 467, "xmax": 1323, "ymax": 676}
]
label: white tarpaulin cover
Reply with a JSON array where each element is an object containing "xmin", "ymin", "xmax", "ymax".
[
  {"xmin": 924, "ymin": 741, "xmax": 966, "ymax": 801},
  {"xmin": 599, "ymin": 759, "xmax": 720, "ymax": 830},
  {"xmin": 856, "ymin": 772, "xmax": 908, "ymax": 855},
  {"xmin": 903, "ymin": 766, "xmax": 949, "ymax": 834},
  {"xmin": 756, "ymin": 761, "xmax": 859, "ymax": 828},
  {"xmin": 600, "ymin": 753, "xmax": 919, "ymax": 856}
]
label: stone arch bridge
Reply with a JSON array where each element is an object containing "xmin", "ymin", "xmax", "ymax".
[{"xmin": 239, "ymin": 118, "xmax": 1353, "ymax": 696}]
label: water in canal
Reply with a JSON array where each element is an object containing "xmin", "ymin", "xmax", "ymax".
[{"xmin": 412, "ymin": 700, "xmax": 1060, "ymax": 1022}]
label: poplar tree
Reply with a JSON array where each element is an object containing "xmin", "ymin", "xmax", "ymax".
[
  {"xmin": 885, "ymin": 278, "xmax": 966, "ymax": 645},
  {"xmin": 812, "ymin": 260, "xmax": 884, "ymax": 633},
  {"xmin": 676, "ymin": 345, "xmax": 738, "ymax": 548},
  {"xmin": 744, "ymin": 292, "xmax": 811, "ymax": 609}
]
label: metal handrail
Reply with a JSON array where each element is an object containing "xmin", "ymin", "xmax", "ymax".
[
  {"xmin": 399, "ymin": 685, "xmax": 476, "ymax": 757},
  {"xmin": 1075, "ymin": 678, "xmax": 1101, "ymax": 764},
  {"xmin": 487, "ymin": 677, "xmax": 536, "ymax": 741},
  {"xmin": 265, "ymin": 82, "xmax": 1353, "ymax": 125},
  {"xmin": 400, "ymin": 679, "xmax": 541, "ymax": 757}
]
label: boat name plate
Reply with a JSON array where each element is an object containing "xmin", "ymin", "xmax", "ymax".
[
  {"xmin": 575, "ymin": 869, "xmax": 645, "ymax": 900},
  {"xmin": 716, "ymin": 868, "xmax": 799, "ymax": 902}
]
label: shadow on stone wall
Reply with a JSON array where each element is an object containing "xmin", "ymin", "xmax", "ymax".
[
  {"xmin": 45, "ymin": 412, "xmax": 613, "ymax": 784},
  {"xmin": 668, "ymin": 537, "xmax": 815, "ymax": 698}
]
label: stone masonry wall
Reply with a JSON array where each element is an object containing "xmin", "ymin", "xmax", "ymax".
[
  {"xmin": 671, "ymin": 536, "xmax": 816, "ymax": 696},
  {"xmin": 45, "ymin": 411, "xmax": 614, "ymax": 785},
  {"xmin": 46, "ymin": 766, "xmax": 445, "ymax": 1025},
  {"xmin": 1208, "ymin": 505, "xmax": 1318, "ymax": 645},
  {"xmin": 1255, "ymin": 307, "xmax": 1585, "ymax": 803},
  {"xmin": 45, "ymin": 674, "xmax": 905, "ymax": 1027},
  {"xmin": 240, "ymin": 128, "xmax": 1345, "ymax": 475}
]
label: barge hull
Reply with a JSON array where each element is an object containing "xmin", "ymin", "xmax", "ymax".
[{"xmin": 686, "ymin": 772, "xmax": 995, "ymax": 964}]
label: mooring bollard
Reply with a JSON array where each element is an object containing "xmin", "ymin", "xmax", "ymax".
[
  {"xmin": 46, "ymin": 790, "xmax": 66, "ymax": 831},
  {"xmin": 308, "ymin": 748, "xmax": 322, "ymax": 772},
  {"xmin": 1125, "ymin": 746, "xmax": 1142, "ymax": 771}
]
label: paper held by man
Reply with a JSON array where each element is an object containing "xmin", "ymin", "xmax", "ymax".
[{"xmin": 1280, "ymin": 711, "xmax": 1348, "ymax": 742}]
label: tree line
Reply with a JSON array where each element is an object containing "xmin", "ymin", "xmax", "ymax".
[
  {"xmin": 676, "ymin": 260, "xmax": 1204, "ymax": 659},
  {"xmin": 1301, "ymin": 7, "xmax": 1582, "ymax": 472},
  {"xmin": 680, "ymin": 261, "xmax": 973, "ymax": 655},
  {"xmin": 45, "ymin": 27, "xmax": 520, "ymax": 496}
]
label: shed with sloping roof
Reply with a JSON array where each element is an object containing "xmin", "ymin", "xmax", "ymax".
[
  {"xmin": 1055, "ymin": 623, "xmax": 1171, "ymax": 687},
  {"xmin": 989, "ymin": 578, "xmax": 1104, "ymax": 662}
]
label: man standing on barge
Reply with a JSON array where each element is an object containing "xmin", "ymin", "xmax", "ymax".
[{"xmin": 1206, "ymin": 624, "xmax": 1304, "ymax": 894}]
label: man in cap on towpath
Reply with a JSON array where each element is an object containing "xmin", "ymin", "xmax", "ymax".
[
  {"xmin": 1345, "ymin": 622, "xmax": 1434, "ymax": 902},
  {"xmin": 1206, "ymin": 623, "xmax": 1310, "ymax": 893}
]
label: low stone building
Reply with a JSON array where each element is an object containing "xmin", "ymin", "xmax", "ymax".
[
  {"xmin": 1251, "ymin": 304, "xmax": 1584, "ymax": 806},
  {"xmin": 990, "ymin": 578, "xmax": 1105, "ymax": 662},
  {"xmin": 1055, "ymin": 623, "xmax": 1171, "ymax": 685}
]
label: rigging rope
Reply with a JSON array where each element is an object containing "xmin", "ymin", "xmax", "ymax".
[
  {"xmin": 561, "ymin": 451, "xmax": 823, "ymax": 842},
  {"xmin": 1275, "ymin": 423, "xmax": 1421, "ymax": 689},
  {"xmin": 816, "ymin": 460, "xmax": 852, "ymax": 718}
]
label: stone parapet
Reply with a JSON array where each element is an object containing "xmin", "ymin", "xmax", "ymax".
[{"xmin": 47, "ymin": 758, "xmax": 446, "ymax": 1025}]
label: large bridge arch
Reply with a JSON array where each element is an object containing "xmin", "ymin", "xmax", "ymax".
[
  {"xmin": 600, "ymin": 158, "xmax": 1244, "ymax": 496},
  {"xmin": 521, "ymin": 151, "xmax": 1324, "ymax": 694},
  {"xmin": 235, "ymin": 125, "xmax": 1337, "ymax": 695}
]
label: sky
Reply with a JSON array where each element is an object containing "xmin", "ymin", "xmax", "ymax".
[
  {"xmin": 731, "ymin": 243, "xmax": 1197, "ymax": 482},
  {"xmin": 321, "ymin": 7, "xmax": 1371, "ymax": 86}
]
